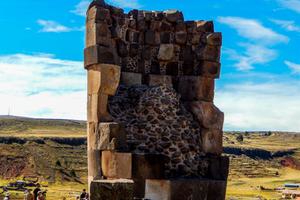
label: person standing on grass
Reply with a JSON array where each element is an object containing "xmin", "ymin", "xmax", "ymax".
[
  {"xmin": 37, "ymin": 191, "xmax": 45, "ymax": 200},
  {"xmin": 33, "ymin": 184, "xmax": 41, "ymax": 200},
  {"xmin": 80, "ymin": 189, "xmax": 87, "ymax": 200}
]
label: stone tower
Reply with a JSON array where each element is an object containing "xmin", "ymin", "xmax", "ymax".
[{"xmin": 84, "ymin": 1, "xmax": 229, "ymax": 199}]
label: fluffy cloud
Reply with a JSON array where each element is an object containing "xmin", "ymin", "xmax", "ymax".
[
  {"xmin": 215, "ymin": 79, "xmax": 300, "ymax": 132},
  {"xmin": 0, "ymin": 54, "xmax": 86, "ymax": 119},
  {"xmin": 218, "ymin": 16, "xmax": 288, "ymax": 44},
  {"xmin": 225, "ymin": 43, "xmax": 277, "ymax": 70},
  {"xmin": 285, "ymin": 60, "xmax": 300, "ymax": 74},
  {"xmin": 218, "ymin": 16, "xmax": 288, "ymax": 71},
  {"xmin": 37, "ymin": 20, "xmax": 72, "ymax": 33},
  {"xmin": 270, "ymin": 19, "xmax": 300, "ymax": 32},
  {"xmin": 278, "ymin": 0, "xmax": 300, "ymax": 13}
]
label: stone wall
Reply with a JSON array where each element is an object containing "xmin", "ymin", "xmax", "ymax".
[{"xmin": 84, "ymin": 0, "xmax": 228, "ymax": 199}]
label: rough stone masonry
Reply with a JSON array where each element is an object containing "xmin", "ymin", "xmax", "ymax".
[{"xmin": 84, "ymin": 0, "xmax": 229, "ymax": 199}]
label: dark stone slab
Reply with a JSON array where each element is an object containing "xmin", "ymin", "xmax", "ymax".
[
  {"xmin": 196, "ymin": 45, "xmax": 221, "ymax": 62},
  {"xmin": 178, "ymin": 76, "xmax": 215, "ymax": 102},
  {"xmin": 90, "ymin": 179, "xmax": 134, "ymax": 200},
  {"xmin": 84, "ymin": 45, "xmax": 116, "ymax": 68},
  {"xmin": 197, "ymin": 61, "xmax": 221, "ymax": 79},
  {"xmin": 132, "ymin": 153, "xmax": 167, "ymax": 179},
  {"xmin": 163, "ymin": 10, "xmax": 184, "ymax": 23},
  {"xmin": 145, "ymin": 179, "xmax": 227, "ymax": 200},
  {"xmin": 166, "ymin": 62, "xmax": 179, "ymax": 76},
  {"xmin": 204, "ymin": 156, "xmax": 229, "ymax": 180}
]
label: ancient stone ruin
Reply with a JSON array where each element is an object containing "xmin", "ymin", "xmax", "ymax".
[{"xmin": 84, "ymin": 0, "xmax": 229, "ymax": 199}]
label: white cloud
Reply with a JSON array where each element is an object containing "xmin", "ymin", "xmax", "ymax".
[
  {"xmin": 37, "ymin": 20, "xmax": 84, "ymax": 33},
  {"xmin": 0, "ymin": 54, "xmax": 86, "ymax": 120},
  {"xmin": 218, "ymin": 16, "xmax": 289, "ymax": 44},
  {"xmin": 215, "ymin": 80, "xmax": 300, "ymax": 132},
  {"xmin": 37, "ymin": 20, "xmax": 72, "ymax": 33},
  {"xmin": 225, "ymin": 43, "xmax": 277, "ymax": 71},
  {"xmin": 278, "ymin": 0, "xmax": 300, "ymax": 13},
  {"xmin": 285, "ymin": 60, "xmax": 300, "ymax": 74},
  {"xmin": 270, "ymin": 19, "xmax": 300, "ymax": 32},
  {"xmin": 218, "ymin": 16, "xmax": 288, "ymax": 71},
  {"xmin": 71, "ymin": 0, "xmax": 91, "ymax": 17},
  {"xmin": 107, "ymin": 0, "xmax": 142, "ymax": 9}
]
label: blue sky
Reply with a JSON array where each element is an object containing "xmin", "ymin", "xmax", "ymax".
[{"xmin": 0, "ymin": 0, "xmax": 300, "ymax": 131}]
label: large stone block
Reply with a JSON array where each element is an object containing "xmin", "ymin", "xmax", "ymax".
[
  {"xmin": 87, "ymin": 93, "xmax": 112, "ymax": 122},
  {"xmin": 187, "ymin": 101, "xmax": 224, "ymax": 130},
  {"xmin": 86, "ymin": 21, "xmax": 111, "ymax": 47},
  {"xmin": 87, "ymin": 64, "xmax": 121, "ymax": 96},
  {"xmin": 201, "ymin": 129, "xmax": 223, "ymax": 155},
  {"xmin": 196, "ymin": 20, "xmax": 214, "ymax": 33},
  {"xmin": 84, "ymin": 45, "xmax": 117, "ymax": 68},
  {"xmin": 175, "ymin": 31, "xmax": 187, "ymax": 45},
  {"xmin": 158, "ymin": 44, "xmax": 174, "ymax": 61},
  {"xmin": 101, "ymin": 151, "xmax": 132, "ymax": 179},
  {"xmin": 204, "ymin": 32, "xmax": 222, "ymax": 46},
  {"xmin": 166, "ymin": 62, "xmax": 179, "ymax": 76},
  {"xmin": 145, "ymin": 74, "xmax": 173, "ymax": 87},
  {"xmin": 95, "ymin": 122, "xmax": 127, "ymax": 150},
  {"xmin": 204, "ymin": 156, "xmax": 229, "ymax": 180},
  {"xmin": 132, "ymin": 154, "xmax": 166, "ymax": 179},
  {"xmin": 87, "ymin": 5, "xmax": 111, "ymax": 22},
  {"xmin": 145, "ymin": 30, "xmax": 160, "ymax": 45},
  {"xmin": 145, "ymin": 179, "xmax": 227, "ymax": 200},
  {"xmin": 121, "ymin": 72, "xmax": 142, "ymax": 86},
  {"xmin": 90, "ymin": 179, "xmax": 134, "ymax": 200},
  {"xmin": 87, "ymin": 123, "xmax": 103, "ymax": 185},
  {"xmin": 197, "ymin": 60, "xmax": 221, "ymax": 79},
  {"xmin": 163, "ymin": 10, "xmax": 184, "ymax": 23},
  {"xmin": 178, "ymin": 76, "xmax": 215, "ymax": 102},
  {"xmin": 160, "ymin": 32, "xmax": 173, "ymax": 44},
  {"xmin": 196, "ymin": 45, "xmax": 221, "ymax": 62}
]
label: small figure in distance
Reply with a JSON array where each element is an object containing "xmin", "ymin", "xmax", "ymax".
[
  {"xmin": 80, "ymin": 189, "xmax": 88, "ymax": 200},
  {"xmin": 37, "ymin": 191, "xmax": 45, "ymax": 200},
  {"xmin": 33, "ymin": 184, "xmax": 41, "ymax": 200}
]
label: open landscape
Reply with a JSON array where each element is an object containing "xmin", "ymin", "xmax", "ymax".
[{"xmin": 0, "ymin": 116, "xmax": 299, "ymax": 199}]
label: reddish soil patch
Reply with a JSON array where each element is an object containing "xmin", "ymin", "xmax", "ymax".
[
  {"xmin": 0, "ymin": 156, "xmax": 27, "ymax": 178},
  {"xmin": 280, "ymin": 157, "xmax": 300, "ymax": 170}
]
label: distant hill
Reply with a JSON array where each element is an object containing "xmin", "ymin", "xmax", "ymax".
[{"xmin": 0, "ymin": 115, "xmax": 86, "ymax": 138}]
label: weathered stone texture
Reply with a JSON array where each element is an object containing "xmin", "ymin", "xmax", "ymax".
[
  {"xmin": 90, "ymin": 179, "xmax": 134, "ymax": 200},
  {"xmin": 85, "ymin": 1, "xmax": 228, "ymax": 199},
  {"xmin": 145, "ymin": 179, "xmax": 227, "ymax": 200},
  {"xmin": 109, "ymin": 85, "xmax": 207, "ymax": 177},
  {"xmin": 101, "ymin": 151, "xmax": 132, "ymax": 179}
]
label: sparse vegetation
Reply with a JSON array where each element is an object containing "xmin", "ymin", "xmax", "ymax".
[{"xmin": 0, "ymin": 117, "xmax": 299, "ymax": 199}]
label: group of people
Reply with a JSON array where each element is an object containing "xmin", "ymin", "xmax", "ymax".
[
  {"xmin": 2, "ymin": 186, "xmax": 88, "ymax": 200},
  {"xmin": 23, "ymin": 184, "xmax": 46, "ymax": 200},
  {"xmin": 1, "ymin": 184, "xmax": 45, "ymax": 200}
]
